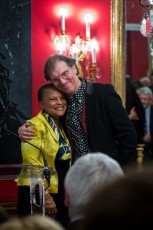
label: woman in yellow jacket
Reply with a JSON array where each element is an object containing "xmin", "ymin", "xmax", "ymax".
[{"xmin": 16, "ymin": 83, "xmax": 71, "ymax": 228}]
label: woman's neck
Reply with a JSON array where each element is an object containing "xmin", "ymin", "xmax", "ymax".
[{"xmin": 53, "ymin": 118, "xmax": 60, "ymax": 128}]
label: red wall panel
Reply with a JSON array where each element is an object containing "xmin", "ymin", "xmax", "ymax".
[
  {"xmin": 0, "ymin": 181, "xmax": 17, "ymax": 200},
  {"xmin": 126, "ymin": 0, "xmax": 149, "ymax": 80}
]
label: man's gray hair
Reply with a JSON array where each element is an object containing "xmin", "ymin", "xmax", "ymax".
[
  {"xmin": 137, "ymin": 86, "xmax": 153, "ymax": 97},
  {"xmin": 64, "ymin": 152, "xmax": 124, "ymax": 218}
]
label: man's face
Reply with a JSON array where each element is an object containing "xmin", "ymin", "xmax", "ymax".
[
  {"xmin": 139, "ymin": 92, "xmax": 152, "ymax": 108},
  {"xmin": 49, "ymin": 61, "xmax": 81, "ymax": 97}
]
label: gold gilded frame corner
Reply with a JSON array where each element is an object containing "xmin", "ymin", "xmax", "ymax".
[{"xmin": 111, "ymin": 0, "xmax": 125, "ymax": 106}]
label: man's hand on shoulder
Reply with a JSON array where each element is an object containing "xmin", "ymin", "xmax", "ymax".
[{"xmin": 18, "ymin": 122, "xmax": 35, "ymax": 141}]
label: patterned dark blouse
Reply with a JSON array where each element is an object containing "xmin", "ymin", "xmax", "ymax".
[{"xmin": 66, "ymin": 79, "xmax": 91, "ymax": 162}]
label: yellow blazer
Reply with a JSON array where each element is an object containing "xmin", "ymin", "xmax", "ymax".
[{"xmin": 16, "ymin": 111, "xmax": 71, "ymax": 193}]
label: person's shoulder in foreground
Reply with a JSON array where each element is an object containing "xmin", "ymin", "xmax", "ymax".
[
  {"xmin": 81, "ymin": 164, "xmax": 153, "ymax": 230},
  {"xmin": 0, "ymin": 214, "xmax": 65, "ymax": 230}
]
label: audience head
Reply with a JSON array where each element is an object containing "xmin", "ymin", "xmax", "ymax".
[
  {"xmin": 137, "ymin": 86, "xmax": 153, "ymax": 108},
  {"xmin": 0, "ymin": 214, "xmax": 64, "ymax": 230},
  {"xmin": 82, "ymin": 168, "xmax": 153, "ymax": 230},
  {"xmin": 64, "ymin": 152, "xmax": 124, "ymax": 219},
  {"xmin": 139, "ymin": 76, "xmax": 151, "ymax": 87}
]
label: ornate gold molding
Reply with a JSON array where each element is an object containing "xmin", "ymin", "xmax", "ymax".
[{"xmin": 111, "ymin": 0, "xmax": 125, "ymax": 106}]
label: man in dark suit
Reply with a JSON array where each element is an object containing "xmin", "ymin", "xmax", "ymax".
[
  {"xmin": 125, "ymin": 76, "xmax": 145, "ymax": 145},
  {"xmin": 18, "ymin": 54, "xmax": 137, "ymax": 168},
  {"xmin": 137, "ymin": 86, "xmax": 153, "ymax": 160}
]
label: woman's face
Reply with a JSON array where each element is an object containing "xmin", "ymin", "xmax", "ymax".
[{"xmin": 39, "ymin": 88, "xmax": 67, "ymax": 120}]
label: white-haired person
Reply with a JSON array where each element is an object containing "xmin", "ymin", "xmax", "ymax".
[
  {"xmin": 137, "ymin": 86, "xmax": 153, "ymax": 160},
  {"xmin": 64, "ymin": 152, "xmax": 124, "ymax": 230},
  {"xmin": 81, "ymin": 166, "xmax": 153, "ymax": 230}
]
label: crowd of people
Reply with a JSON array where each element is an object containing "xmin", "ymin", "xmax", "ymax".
[
  {"xmin": 126, "ymin": 74, "xmax": 153, "ymax": 162},
  {"xmin": 1, "ymin": 54, "xmax": 153, "ymax": 229}
]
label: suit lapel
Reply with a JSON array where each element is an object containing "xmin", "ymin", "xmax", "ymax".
[{"xmin": 85, "ymin": 81, "xmax": 95, "ymax": 131}]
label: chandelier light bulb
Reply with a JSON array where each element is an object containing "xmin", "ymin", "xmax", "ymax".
[{"xmin": 58, "ymin": 8, "xmax": 68, "ymax": 34}]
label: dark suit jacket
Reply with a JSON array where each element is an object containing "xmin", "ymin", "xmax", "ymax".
[
  {"xmin": 149, "ymin": 106, "xmax": 153, "ymax": 139},
  {"xmin": 125, "ymin": 77, "xmax": 145, "ymax": 144},
  {"xmin": 84, "ymin": 80, "xmax": 137, "ymax": 166},
  {"xmin": 144, "ymin": 106, "xmax": 153, "ymax": 159},
  {"xmin": 67, "ymin": 219, "xmax": 85, "ymax": 230}
]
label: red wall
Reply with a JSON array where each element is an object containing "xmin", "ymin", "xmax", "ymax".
[
  {"xmin": 32, "ymin": 0, "xmax": 111, "ymax": 116},
  {"xmin": 126, "ymin": 0, "xmax": 149, "ymax": 80},
  {"xmin": 0, "ymin": 180, "xmax": 17, "ymax": 201}
]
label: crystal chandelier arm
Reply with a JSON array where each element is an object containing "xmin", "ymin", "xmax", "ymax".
[{"xmin": 139, "ymin": 0, "xmax": 153, "ymax": 7}]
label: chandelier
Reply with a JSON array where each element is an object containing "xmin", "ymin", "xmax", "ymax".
[
  {"xmin": 139, "ymin": 0, "xmax": 153, "ymax": 37},
  {"xmin": 139, "ymin": 0, "xmax": 153, "ymax": 67},
  {"xmin": 53, "ymin": 7, "xmax": 101, "ymax": 82},
  {"xmin": 139, "ymin": 0, "xmax": 153, "ymax": 7}
]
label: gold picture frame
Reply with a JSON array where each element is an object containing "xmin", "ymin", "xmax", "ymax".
[{"xmin": 111, "ymin": 0, "xmax": 125, "ymax": 105}]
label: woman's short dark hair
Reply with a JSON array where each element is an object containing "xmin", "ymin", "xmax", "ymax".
[{"xmin": 37, "ymin": 83, "xmax": 66, "ymax": 101}]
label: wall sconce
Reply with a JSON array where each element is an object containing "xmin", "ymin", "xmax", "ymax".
[
  {"xmin": 53, "ymin": 7, "xmax": 101, "ymax": 82},
  {"xmin": 139, "ymin": 0, "xmax": 153, "ymax": 67},
  {"xmin": 139, "ymin": 0, "xmax": 153, "ymax": 7},
  {"xmin": 139, "ymin": 0, "xmax": 153, "ymax": 37}
]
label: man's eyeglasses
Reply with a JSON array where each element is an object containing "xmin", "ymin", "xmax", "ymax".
[{"xmin": 50, "ymin": 67, "xmax": 70, "ymax": 83}]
